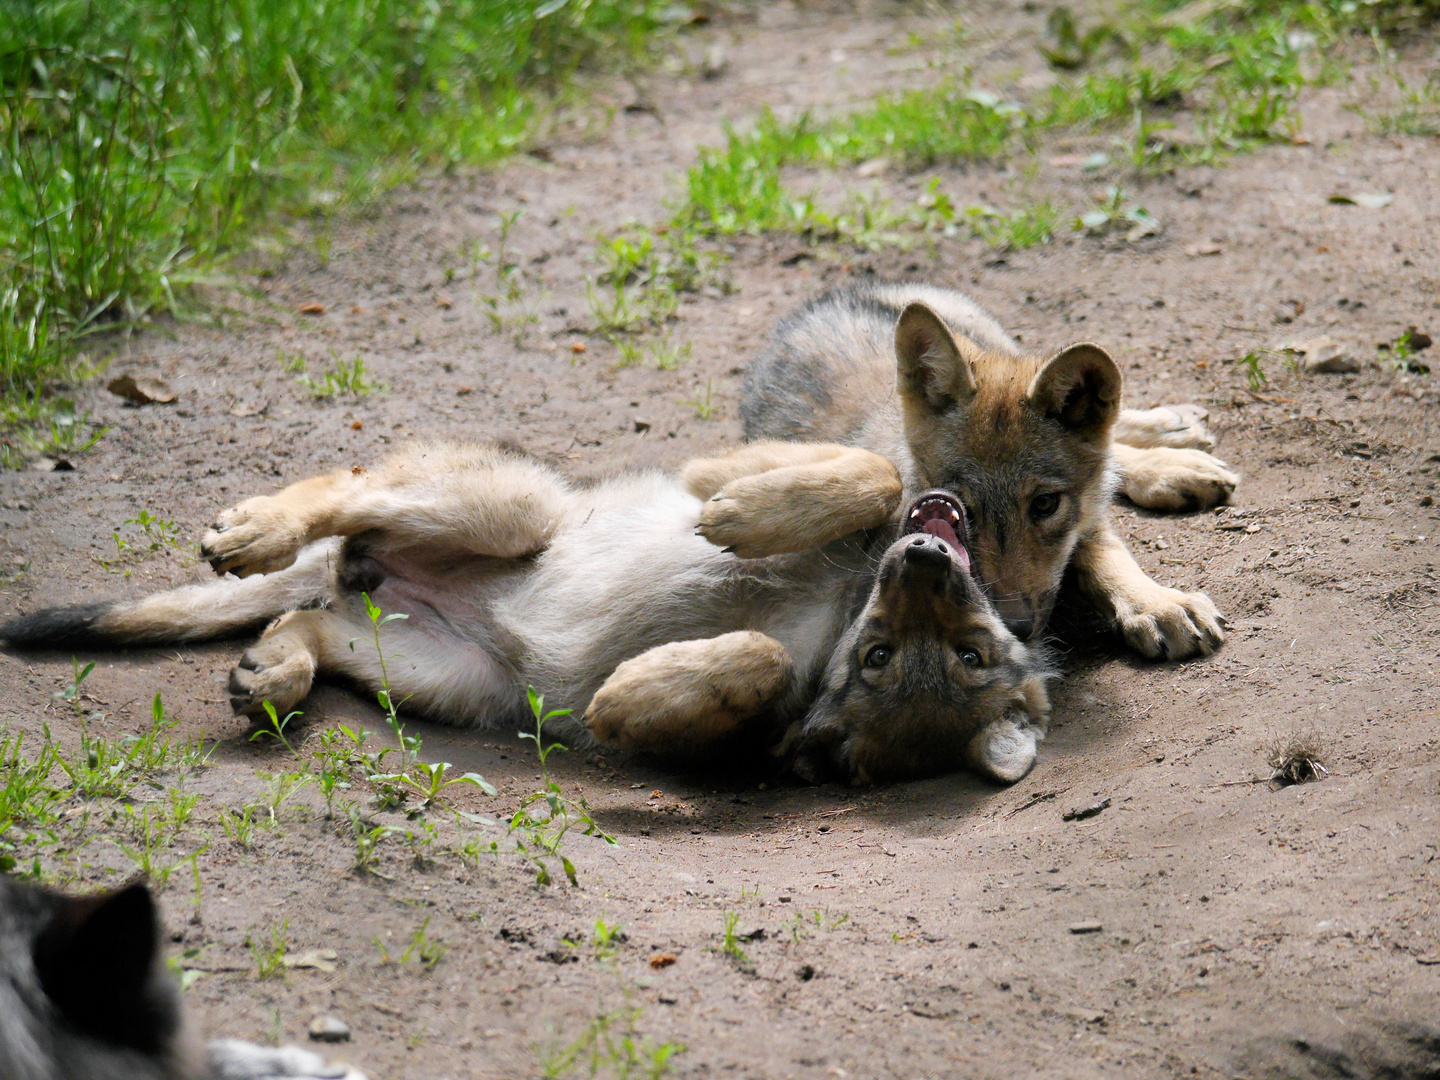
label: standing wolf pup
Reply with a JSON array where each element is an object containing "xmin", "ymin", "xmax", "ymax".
[
  {"xmin": 737, "ymin": 282, "xmax": 1239, "ymax": 660},
  {"xmin": 2, "ymin": 441, "xmax": 1052, "ymax": 784}
]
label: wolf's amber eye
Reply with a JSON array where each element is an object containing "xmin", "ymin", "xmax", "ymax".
[
  {"xmin": 959, "ymin": 649, "xmax": 982, "ymax": 667},
  {"xmin": 1030, "ymin": 492, "xmax": 1061, "ymax": 520},
  {"xmin": 864, "ymin": 645, "xmax": 892, "ymax": 669}
]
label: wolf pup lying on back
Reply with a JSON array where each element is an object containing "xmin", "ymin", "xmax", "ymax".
[
  {"xmin": 738, "ymin": 282, "xmax": 1240, "ymax": 660},
  {"xmin": 0, "ymin": 874, "xmax": 362, "ymax": 1080},
  {"xmin": 2, "ymin": 441, "xmax": 1051, "ymax": 784}
]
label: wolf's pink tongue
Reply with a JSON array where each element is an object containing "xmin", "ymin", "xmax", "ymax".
[{"xmin": 921, "ymin": 519, "xmax": 970, "ymax": 571}]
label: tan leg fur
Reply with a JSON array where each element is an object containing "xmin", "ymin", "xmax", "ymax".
[
  {"xmin": 683, "ymin": 441, "xmax": 903, "ymax": 559},
  {"xmin": 1111, "ymin": 442, "xmax": 1239, "ymax": 512},
  {"xmin": 227, "ymin": 610, "xmax": 328, "ymax": 716},
  {"xmin": 1111, "ymin": 404, "xmax": 1216, "ymax": 451},
  {"xmin": 201, "ymin": 443, "xmax": 569, "ymax": 576},
  {"xmin": 1071, "ymin": 521, "xmax": 1225, "ymax": 659},
  {"xmin": 583, "ymin": 631, "xmax": 794, "ymax": 753}
]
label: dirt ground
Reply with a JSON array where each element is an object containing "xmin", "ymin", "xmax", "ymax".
[{"xmin": 3, "ymin": 3, "xmax": 1440, "ymax": 1078}]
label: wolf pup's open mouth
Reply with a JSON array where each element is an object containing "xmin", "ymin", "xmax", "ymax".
[{"xmin": 903, "ymin": 491, "xmax": 971, "ymax": 573}]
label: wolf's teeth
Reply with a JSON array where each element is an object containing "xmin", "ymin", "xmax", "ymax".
[
  {"xmin": 950, "ymin": 510, "xmax": 959, "ymax": 521},
  {"xmin": 910, "ymin": 509, "xmax": 920, "ymax": 518}
]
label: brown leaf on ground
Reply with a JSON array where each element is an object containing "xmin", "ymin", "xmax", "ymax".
[{"xmin": 107, "ymin": 374, "xmax": 177, "ymax": 405}]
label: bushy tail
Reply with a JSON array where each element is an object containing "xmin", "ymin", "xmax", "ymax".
[{"xmin": 0, "ymin": 540, "xmax": 338, "ymax": 649}]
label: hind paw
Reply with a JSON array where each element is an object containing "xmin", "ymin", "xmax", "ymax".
[
  {"xmin": 228, "ymin": 646, "xmax": 315, "ymax": 716},
  {"xmin": 1119, "ymin": 447, "xmax": 1238, "ymax": 511},
  {"xmin": 1114, "ymin": 405, "xmax": 1216, "ymax": 451},
  {"xmin": 1119, "ymin": 587, "xmax": 1226, "ymax": 661},
  {"xmin": 201, "ymin": 497, "xmax": 309, "ymax": 577}
]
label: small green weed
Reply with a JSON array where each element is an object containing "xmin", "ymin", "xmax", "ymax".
[
  {"xmin": 719, "ymin": 910, "xmax": 748, "ymax": 964},
  {"xmin": 966, "ymin": 200, "xmax": 1059, "ymax": 250},
  {"xmin": 1355, "ymin": 70, "xmax": 1440, "ymax": 137},
  {"xmin": 246, "ymin": 920, "xmax": 289, "ymax": 981},
  {"xmin": 376, "ymin": 915, "xmax": 447, "ymax": 971},
  {"xmin": 1384, "ymin": 328, "xmax": 1431, "ymax": 374},
  {"xmin": 680, "ymin": 381, "xmax": 719, "ymax": 420},
  {"xmin": 111, "ymin": 804, "xmax": 207, "ymax": 888},
  {"xmin": 1240, "ymin": 350, "xmax": 1269, "ymax": 391},
  {"xmin": 350, "ymin": 809, "xmax": 396, "ymax": 876},
  {"xmin": 297, "ymin": 355, "xmax": 383, "ymax": 399},
  {"xmin": 591, "ymin": 918, "xmax": 626, "ymax": 962},
  {"xmin": 1075, "ymin": 188, "xmax": 1161, "ymax": 242},
  {"xmin": 784, "ymin": 908, "xmax": 851, "ymax": 944},
  {"xmin": 250, "ymin": 701, "xmax": 303, "ymax": 756},
  {"xmin": 540, "ymin": 1006, "xmax": 684, "ymax": 1080},
  {"xmin": 220, "ymin": 803, "xmax": 264, "ymax": 849},
  {"xmin": 504, "ymin": 687, "xmax": 616, "ymax": 887}
]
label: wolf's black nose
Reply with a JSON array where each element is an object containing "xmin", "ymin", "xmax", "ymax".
[{"xmin": 903, "ymin": 533, "xmax": 952, "ymax": 572}]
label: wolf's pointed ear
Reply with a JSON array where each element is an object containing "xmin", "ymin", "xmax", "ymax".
[
  {"xmin": 895, "ymin": 302, "xmax": 978, "ymax": 415},
  {"xmin": 966, "ymin": 717, "xmax": 1038, "ymax": 784},
  {"xmin": 33, "ymin": 880, "xmax": 174, "ymax": 1052},
  {"xmin": 1028, "ymin": 343, "xmax": 1121, "ymax": 444}
]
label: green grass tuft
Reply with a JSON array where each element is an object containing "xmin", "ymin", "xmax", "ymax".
[{"xmin": 0, "ymin": 0, "xmax": 671, "ymax": 452}]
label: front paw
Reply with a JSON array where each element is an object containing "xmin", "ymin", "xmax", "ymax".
[
  {"xmin": 695, "ymin": 476, "xmax": 802, "ymax": 559},
  {"xmin": 200, "ymin": 497, "xmax": 308, "ymax": 576},
  {"xmin": 1121, "ymin": 448, "xmax": 1238, "ymax": 511},
  {"xmin": 1119, "ymin": 587, "xmax": 1226, "ymax": 660}
]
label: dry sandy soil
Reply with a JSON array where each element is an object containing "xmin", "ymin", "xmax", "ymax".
[{"xmin": 3, "ymin": 3, "xmax": 1440, "ymax": 1078}]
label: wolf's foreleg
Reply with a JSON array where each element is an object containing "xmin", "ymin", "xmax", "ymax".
[
  {"xmin": 583, "ymin": 632, "xmax": 794, "ymax": 752},
  {"xmin": 201, "ymin": 443, "xmax": 570, "ymax": 576},
  {"xmin": 1071, "ymin": 521, "xmax": 1226, "ymax": 660},
  {"xmin": 684, "ymin": 441, "xmax": 902, "ymax": 558},
  {"xmin": 1111, "ymin": 442, "xmax": 1238, "ymax": 512},
  {"xmin": 1112, "ymin": 405, "xmax": 1215, "ymax": 451}
]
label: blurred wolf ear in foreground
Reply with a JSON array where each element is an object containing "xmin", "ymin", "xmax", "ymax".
[{"xmin": 0, "ymin": 874, "xmax": 365, "ymax": 1080}]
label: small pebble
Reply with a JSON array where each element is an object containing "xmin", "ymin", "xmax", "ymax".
[
  {"xmin": 308, "ymin": 1016, "xmax": 351, "ymax": 1043},
  {"xmin": 1068, "ymin": 921, "xmax": 1104, "ymax": 935}
]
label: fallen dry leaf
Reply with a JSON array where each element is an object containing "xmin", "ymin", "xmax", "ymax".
[
  {"xmin": 649, "ymin": 953, "xmax": 677, "ymax": 970},
  {"xmin": 456, "ymin": 386, "xmax": 474, "ymax": 396},
  {"xmin": 1329, "ymin": 192, "xmax": 1393, "ymax": 209},
  {"xmin": 350, "ymin": 305, "xmax": 363, "ymax": 315},
  {"xmin": 1185, "ymin": 242, "xmax": 1223, "ymax": 257},
  {"xmin": 107, "ymin": 374, "xmax": 177, "ymax": 405},
  {"xmin": 298, "ymin": 302, "xmax": 326, "ymax": 315},
  {"xmin": 229, "ymin": 399, "xmax": 268, "ymax": 418},
  {"xmin": 436, "ymin": 293, "xmax": 453, "ymax": 309},
  {"xmin": 350, "ymin": 420, "xmax": 363, "ymax": 430},
  {"xmin": 571, "ymin": 341, "xmax": 587, "ymax": 354}
]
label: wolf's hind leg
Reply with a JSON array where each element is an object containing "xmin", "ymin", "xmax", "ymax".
[
  {"xmin": 1113, "ymin": 405, "xmax": 1215, "ymax": 451},
  {"xmin": 202, "ymin": 443, "xmax": 569, "ymax": 577},
  {"xmin": 230, "ymin": 604, "xmax": 518, "ymax": 725},
  {"xmin": 1111, "ymin": 442, "xmax": 1238, "ymax": 512},
  {"xmin": 584, "ymin": 632, "xmax": 794, "ymax": 753},
  {"xmin": 684, "ymin": 441, "xmax": 902, "ymax": 559},
  {"xmin": 228, "ymin": 610, "xmax": 329, "ymax": 716}
]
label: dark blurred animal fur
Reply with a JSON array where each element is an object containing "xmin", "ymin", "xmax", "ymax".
[{"xmin": 0, "ymin": 874, "xmax": 362, "ymax": 1080}]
